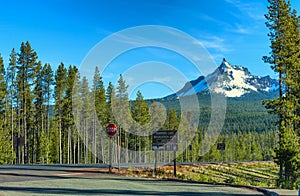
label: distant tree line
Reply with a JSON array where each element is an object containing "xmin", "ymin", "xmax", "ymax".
[{"xmin": 0, "ymin": 41, "xmax": 279, "ymax": 166}]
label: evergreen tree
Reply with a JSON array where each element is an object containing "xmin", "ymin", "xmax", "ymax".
[
  {"xmin": 93, "ymin": 66, "xmax": 107, "ymax": 125},
  {"xmin": 38, "ymin": 129, "xmax": 49, "ymax": 164},
  {"xmin": 80, "ymin": 76, "xmax": 93, "ymax": 164},
  {"xmin": 0, "ymin": 54, "xmax": 13, "ymax": 163},
  {"xmin": 113, "ymin": 74, "xmax": 131, "ymax": 163},
  {"xmin": 0, "ymin": 120, "xmax": 15, "ymax": 164},
  {"xmin": 149, "ymin": 101, "xmax": 166, "ymax": 131},
  {"xmin": 106, "ymin": 82, "xmax": 115, "ymax": 123},
  {"xmin": 92, "ymin": 66, "xmax": 106, "ymax": 163},
  {"xmin": 30, "ymin": 62, "xmax": 54, "ymax": 163},
  {"xmin": 250, "ymin": 133, "xmax": 263, "ymax": 161},
  {"xmin": 72, "ymin": 71, "xmax": 82, "ymax": 164},
  {"xmin": 148, "ymin": 101, "xmax": 167, "ymax": 162},
  {"xmin": 263, "ymin": 0, "xmax": 300, "ymax": 188},
  {"xmin": 0, "ymin": 54, "xmax": 6, "ymax": 118},
  {"xmin": 48, "ymin": 118, "xmax": 59, "ymax": 163},
  {"xmin": 132, "ymin": 90, "xmax": 150, "ymax": 162},
  {"xmin": 165, "ymin": 109, "xmax": 179, "ymax": 130},
  {"xmin": 6, "ymin": 49, "xmax": 18, "ymax": 162},
  {"xmin": 132, "ymin": 91, "xmax": 150, "ymax": 125},
  {"xmin": 102, "ymin": 81, "xmax": 116, "ymax": 163},
  {"xmin": 54, "ymin": 63, "xmax": 67, "ymax": 164},
  {"xmin": 32, "ymin": 61, "xmax": 43, "ymax": 163},
  {"xmin": 64, "ymin": 65, "xmax": 78, "ymax": 164},
  {"xmin": 17, "ymin": 41, "xmax": 38, "ymax": 164},
  {"xmin": 42, "ymin": 63, "xmax": 54, "ymax": 138}
]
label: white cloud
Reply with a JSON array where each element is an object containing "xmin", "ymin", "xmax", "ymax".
[
  {"xmin": 191, "ymin": 33, "xmax": 238, "ymax": 65},
  {"xmin": 225, "ymin": 0, "xmax": 265, "ymax": 21},
  {"xmin": 230, "ymin": 23, "xmax": 252, "ymax": 34},
  {"xmin": 196, "ymin": 35, "xmax": 232, "ymax": 53},
  {"xmin": 198, "ymin": 13, "xmax": 230, "ymax": 27}
]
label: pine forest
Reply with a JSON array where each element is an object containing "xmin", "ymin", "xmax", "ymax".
[{"xmin": 0, "ymin": 0, "xmax": 299, "ymax": 190}]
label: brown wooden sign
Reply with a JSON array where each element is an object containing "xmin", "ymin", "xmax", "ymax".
[{"xmin": 152, "ymin": 130, "xmax": 178, "ymax": 151}]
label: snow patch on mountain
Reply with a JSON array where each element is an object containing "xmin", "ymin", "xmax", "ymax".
[
  {"xmin": 170, "ymin": 59, "xmax": 279, "ymax": 98},
  {"xmin": 212, "ymin": 63, "xmax": 258, "ymax": 97}
]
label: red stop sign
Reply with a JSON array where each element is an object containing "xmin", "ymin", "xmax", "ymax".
[{"xmin": 106, "ymin": 123, "xmax": 117, "ymax": 137}]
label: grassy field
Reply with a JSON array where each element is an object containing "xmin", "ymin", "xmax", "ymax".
[{"xmin": 126, "ymin": 161, "xmax": 279, "ymax": 188}]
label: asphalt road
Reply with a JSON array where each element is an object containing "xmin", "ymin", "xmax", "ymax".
[{"xmin": 0, "ymin": 165, "xmax": 264, "ymax": 196}]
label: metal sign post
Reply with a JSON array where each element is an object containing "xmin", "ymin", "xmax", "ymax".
[
  {"xmin": 117, "ymin": 135, "xmax": 120, "ymax": 172},
  {"xmin": 153, "ymin": 150, "xmax": 157, "ymax": 177},
  {"xmin": 106, "ymin": 123, "xmax": 117, "ymax": 173},
  {"xmin": 173, "ymin": 150, "xmax": 177, "ymax": 177},
  {"xmin": 217, "ymin": 142, "xmax": 226, "ymax": 164},
  {"xmin": 109, "ymin": 137, "xmax": 113, "ymax": 173}
]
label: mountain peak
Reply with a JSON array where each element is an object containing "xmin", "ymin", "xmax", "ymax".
[
  {"xmin": 221, "ymin": 58, "xmax": 230, "ymax": 67},
  {"xmin": 170, "ymin": 59, "xmax": 279, "ymax": 98},
  {"xmin": 218, "ymin": 58, "xmax": 233, "ymax": 74}
]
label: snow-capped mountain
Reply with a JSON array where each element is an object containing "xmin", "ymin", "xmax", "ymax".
[{"xmin": 172, "ymin": 59, "xmax": 279, "ymax": 98}]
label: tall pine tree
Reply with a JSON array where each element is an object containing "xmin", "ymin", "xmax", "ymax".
[
  {"xmin": 6, "ymin": 49, "xmax": 18, "ymax": 162},
  {"xmin": 132, "ymin": 90, "xmax": 150, "ymax": 163},
  {"xmin": 113, "ymin": 74, "xmax": 131, "ymax": 163},
  {"xmin": 0, "ymin": 54, "xmax": 6, "ymax": 119},
  {"xmin": 54, "ymin": 63, "xmax": 67, "ymax": 164},
  {"xmin": 92, "ymin": 66, "xmax": 106, "ymax": 163},
  {"xmin": 263, "ymin": 0, "xmax": 300, "ymax": 188},
  {"xmin": 17, "ymin": 41, "xmax": 38, "ymax": 164},
  {"xmin": 64, "ymin": 65, "xmax": 78, "ymax": 164}
]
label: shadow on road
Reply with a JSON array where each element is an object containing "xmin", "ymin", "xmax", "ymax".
[
  {"xmin": 0, "ymin": 186, "xmax": 262, "ymax": 195},
  {"xmin": 0, "ymin": 166, "xmax": 264, "ymax": 196},
  {"xmin": 0, "ymin": 165, "xmax": 107, "ymax": 173},
  {"xmin": 0, "ymin": 172, "xmax": 91, "ymax": 180}
]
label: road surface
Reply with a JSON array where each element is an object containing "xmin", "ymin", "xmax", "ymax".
[{"xmin": 0, "ymin": 165, "xmax": 264, "ymax": 196}]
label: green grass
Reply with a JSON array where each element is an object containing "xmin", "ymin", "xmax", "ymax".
[
  {"xmin": 127, "ymin": 161, "xmax": 279, "ymax": 188},
  {"xmin": 175, "ymin": 162, "xmax": 279, "ymax": 187}
]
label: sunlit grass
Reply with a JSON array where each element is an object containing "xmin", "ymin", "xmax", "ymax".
[{"xmin": 126, "ymin": 161, "xmax": 279, "ymax": 188}]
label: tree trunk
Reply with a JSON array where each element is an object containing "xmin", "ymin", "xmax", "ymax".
[
  {"xmin": 101, "ymin": 129, "xmax": 105, "ymax": 163},
  {"xmin": 84, "ymin": 119, "xmax": 88, "ymax": 164},
  {"xmin": 68, "ymin": 127, "xmax": 70, "ymax": 164},
  {"xmin": 138, "ymin": 136, "xmax": 141, "ymax": 163},
  {"xmin": 73, "ymin": 135, "xmax": 76, "ymax": 164},
  {"xmin": 278, "ymin": 71, "xmax": 283, "ymax": 182},
  {"xmin": 24, "ymin": 94, "xmax": 28, "ymax": 164},
  {"xmin": 93, "ymin": 112, "xmax": 97, "ymax": 164},
  {"xmin": 11, "ymin": 101, "xmax": 14, "ymax": 164},
  {"xmin": 125, "ymin": 131, "xmax": 128, "ymax": 163},
  {"xmin": 59, "ymin": 116, "xmax": 62, "ymax": 164},
  {"xmin": 77, "ymin": 134, "xmax": 80, "ymax": 164}
]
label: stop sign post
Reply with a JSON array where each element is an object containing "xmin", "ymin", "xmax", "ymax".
[{"xmin": 106, "ymin": 123, "xmax": 117, "ymax": 173}]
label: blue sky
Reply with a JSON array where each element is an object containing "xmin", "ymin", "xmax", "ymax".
[{"xmin": 0, "ymin": 0, "xmax": 299, "ymax": 99}]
